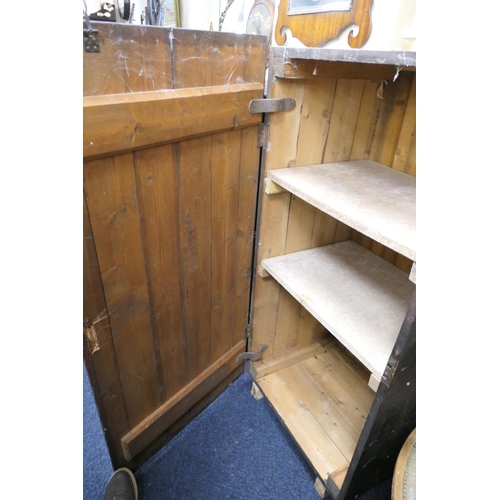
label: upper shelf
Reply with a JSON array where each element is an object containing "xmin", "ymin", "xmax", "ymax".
[
  {"xmin": 266, "ymin": 160, "xmax": 416, "ymax": 262},
  {"xmin": 271, "ymin": 47, "xmax": 416, "ymax": 68}
]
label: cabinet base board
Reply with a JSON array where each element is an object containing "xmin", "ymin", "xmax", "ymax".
[{"xmin": 250, "ymin": 341, "xmax": 375, "ymax": 492}]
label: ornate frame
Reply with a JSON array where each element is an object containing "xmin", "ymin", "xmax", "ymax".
[{"xmin": 275, "ymin": 0, "xmax": 373, "ymax": 48}]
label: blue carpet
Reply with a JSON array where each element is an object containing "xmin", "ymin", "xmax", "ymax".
[{"xmin": 84, "ymin": 365, "xmax": 391, "ymax": 500}]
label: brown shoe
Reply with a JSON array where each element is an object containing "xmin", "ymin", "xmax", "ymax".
[{"xmin": 103, "ymin": 468, "xmax": 138, "ymax": 500}]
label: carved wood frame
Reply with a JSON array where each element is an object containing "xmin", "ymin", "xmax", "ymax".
[{"xmin": 274, "ymin": 0, "xmax": 374, "ymax": 48}]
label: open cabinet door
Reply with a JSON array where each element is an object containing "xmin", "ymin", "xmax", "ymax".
[{"xmin": 83, "ymin": 23, "xmax": 267, "ymax": 471}]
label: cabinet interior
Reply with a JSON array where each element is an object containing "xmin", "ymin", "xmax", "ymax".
[{"xmin": 249, "ymin": 62, "xmax": 416, "ymax": 492}]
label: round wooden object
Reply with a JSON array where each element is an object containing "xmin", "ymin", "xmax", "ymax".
[{"xmin": 392, "ymin": 428, "xmax": 416, "ymax": 500}]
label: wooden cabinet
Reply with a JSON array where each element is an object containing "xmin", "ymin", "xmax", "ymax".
[
  {"xmin": 83, "ymin": 24, "xmax": 416, "ymax": 500},
  {"xmin": 248, "ymin": 48, "xmax": 416, "ymax": 500}
]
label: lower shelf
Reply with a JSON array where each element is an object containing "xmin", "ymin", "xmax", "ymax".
[
  {"xmin": 261, "ymin": 241, "xmax": 415, "ymax": 379},
  {"xmin": 251, "ymin": 340, "xmax": 375, "ymax": 492}
]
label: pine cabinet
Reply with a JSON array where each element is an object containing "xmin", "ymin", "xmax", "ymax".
[{"xmin": 83, "ymin": 23, "xmax": 416, "ymax": 500}]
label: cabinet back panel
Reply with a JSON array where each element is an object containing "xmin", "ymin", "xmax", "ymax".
[{"xmin": 252, "ymin": 69, "xmax": 416, "ymax": 358}]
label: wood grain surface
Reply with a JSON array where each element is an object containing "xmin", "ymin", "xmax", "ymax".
[{"xmin": 83, "ymin": 25, "xmax": 267, "ymax": 470}]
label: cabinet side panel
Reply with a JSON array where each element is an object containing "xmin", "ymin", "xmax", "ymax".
[
  {"xmin": 338, "ymin": 294, "xmax": 416, "ymax": 500},
  {"xmin": 251, "ymin": 79, "xmax": 306, "ymax": 356}
]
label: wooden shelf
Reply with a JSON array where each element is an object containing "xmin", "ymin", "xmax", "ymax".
[
  {"xmin": 271, "ymin": 47, "xmax": 416, "ymax": 68},
  {"xmin": 253, "ymin": 341, "xmax": 375, "ymax": 488},
  {"xmin": 266, "ymin": 160, "xmax": 416, "ymax": 262},
  {"xmin": 261, "ymin": 241, "xmax": 415, "ymax": 379}
]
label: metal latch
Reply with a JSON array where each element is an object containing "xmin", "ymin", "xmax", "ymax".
[
  {"xmin": 236, "ymin": 344, "xmax": 268, "ymax": 363},
  {"xmin": 249, "ymin": 98, "xmax": 296, "ymax": 114}
]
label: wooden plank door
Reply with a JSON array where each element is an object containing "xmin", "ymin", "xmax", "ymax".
[{"xmin": 83, "ymin": 23, "xmax": 267, "ymax": 471}]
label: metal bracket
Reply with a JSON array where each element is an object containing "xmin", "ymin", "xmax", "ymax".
[
  {"xmin": 249, "ymin": 98, "xmax": 296, "ymax": 114},
  {"xmin": 236, "ymin": 344, "xmax": 268, "ymax": 363}
]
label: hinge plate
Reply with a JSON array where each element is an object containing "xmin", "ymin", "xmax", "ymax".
[
  {"xmin": 381, "ymin": 355, "xmax": 399, "ymax": 386},
  {"xmin": 244, "ymin": 324, "xmax": 252, "ymax": 339},
  {"xmin": 249, "ymin": 98, "xmax": 296, "ymax": 114},
  {"xmin": 83, "ymin": 31, "xmax": 100, "ymax": 53},
  {"xmin": 257, "ymin": 123, "xmax": 270, "ymax": 148}
]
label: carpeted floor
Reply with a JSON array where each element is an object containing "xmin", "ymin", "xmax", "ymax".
[{"xmin": 84, "ymin": 365, "xmax": 392, "ymax": 500}]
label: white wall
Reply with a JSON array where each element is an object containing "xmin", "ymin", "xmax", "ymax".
[
  {"xmin": 179, "ymin": 0, "xmax": 416, "ymax": 51},
  {"xmin": 104, "ymin": 0, "xmax": 415, "ymax": 51},
  {"xmin": 180, "ymin": 0, "xmax": 221, "ymax": 31}
]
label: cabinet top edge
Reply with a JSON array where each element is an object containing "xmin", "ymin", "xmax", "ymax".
[{"xmin": 270, "ymin": 47, "xmax": 416, "ymax": 68}]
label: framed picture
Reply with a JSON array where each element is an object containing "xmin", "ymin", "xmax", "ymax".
[{"xmin": 287, "ymin": 0, "xmax": 352, "ymax": 16}]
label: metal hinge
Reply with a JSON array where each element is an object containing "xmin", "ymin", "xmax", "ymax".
[
  {"xmin": 381, "ymin": 355, "xmax": 399, "ymax": 386},
  {"xmin": 236, "ymin": 344, "xmax": 268, "ymax": 363},
  {"xmin": 257, "ymin": 124, "xmax": 270, "ymax": 148},
  {"xmin": 249, "ymin": 98, "xmax": 296, "ymax": 114},
  {"xmin": 84, "ymin": 31, "xmax": 100, "ymax": 53},
  {"xmin": 244, "ymin": 324, "xmax": 252, "ymax": 339}
]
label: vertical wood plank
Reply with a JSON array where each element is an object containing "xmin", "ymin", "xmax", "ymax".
[
  {"xmin": 323, "ymin": 79, "xmax": 365, "ymax": 163},
  {"xmin": 273, "ymin": 288, "xmax": 300, "ymax": 353},
  {"xmin": 369, "ymin": 72, "xmax": 414, "ymax": 166},
  {"xmin": 273, "ymin": 196, "xmax": 316, "ymax": 352},
  {"xmin": 296, "ymin": 79, "xmax": 337, "ymax": 167},
  {"xmin": 392, "ymin": 74, "xmax": 416, "ymax": 176},
  {"xmin": 233, "ymin": 126, "xmax": 260, "ymax": 347},
  {"xmin": 211, "ymin": 130, "xmax": 241, "ymax": 362},
  {"xmin": 370, "ymin": 241, "xmax": 398, "ymax": 265},
  {"xmin": 351, "ymin": 229, "xmax": 373, "ymax": 250},
  {"xmin": 394, "ymin": 254, "xmax": 413, "ymax": 274},
  {"xmin": 83, "ymin": 155, "xmax": 161, "ymax": 428},
  {"xmin": 178, "ymin": 136, "xmax": 213, "ymax": 379},
  {"xmin": 350, "ymin": 79, "xmax": 383, "ymax": 160},
  {"xmin": 83, "ymin": 194, "xmax": 129, "ymax": 467},
  {"xmin": 133, "ymin": 144, "xmax": 189, "ymax": 401},
  {"xmin": 310, "ymin": 212, "xmax": 338, "ymax": 248},
  {"xmin": 333, "ymin": 221, "xmax": 353, "ymax": 242}
]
